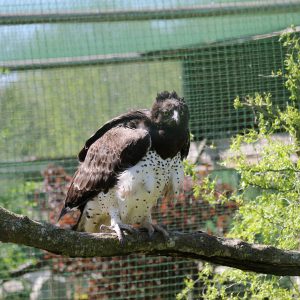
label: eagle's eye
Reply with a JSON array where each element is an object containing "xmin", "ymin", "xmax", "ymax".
[{"xmin": 162, "ymin": 110, "xmax": 171, "ymax": 116}]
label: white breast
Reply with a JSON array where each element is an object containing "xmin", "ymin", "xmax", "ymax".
[
  {"xmin": 116, "ymin": 150, "xmax": 184, "ymax": 224},
  {"xmin": 77, "ymin": 150, "xmax": 184, "ymax": 232}
]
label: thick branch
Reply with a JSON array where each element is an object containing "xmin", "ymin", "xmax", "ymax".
[{"xmin": 1, "ymin": 206, "xmax": 300, "ymax": 276}]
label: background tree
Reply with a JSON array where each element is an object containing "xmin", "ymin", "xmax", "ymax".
[{"xmin": 177, "ymin": 28, "xmax": 300, "ymax": 299}]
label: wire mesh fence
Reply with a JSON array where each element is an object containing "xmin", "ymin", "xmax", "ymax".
[{"xmin": 1, "ymin": 0, "xmax": 300, "ymax": 299}]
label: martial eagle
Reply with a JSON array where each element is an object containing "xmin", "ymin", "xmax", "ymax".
[{"xmin": 59, "ymin": 91, "xmax": 190, "ymax": 242}]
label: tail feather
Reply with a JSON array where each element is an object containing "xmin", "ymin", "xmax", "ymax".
[
  {"xmin": 58, "ymin": 206, "xmax": 72, "ymax": 221},
  {"xmin": 57, "ymin": 205, "xmax": 83, "ymax": 231}
]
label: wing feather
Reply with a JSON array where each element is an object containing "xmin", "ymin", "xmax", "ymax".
[
  {"xmin": 78, "ymin": 109, "xmax": 150, "ymax": 162},
  {"xmin": 59, "ymin": 126, "xmax": 151, "ymax": 219},
  {"xmin": 180, "ymin": 129, "xmax": 190, "ymax": 160}
]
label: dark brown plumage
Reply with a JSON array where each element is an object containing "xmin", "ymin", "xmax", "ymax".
[{"xmin": 59, "ymin": 91, "xmax": 190, "ymax": 241}]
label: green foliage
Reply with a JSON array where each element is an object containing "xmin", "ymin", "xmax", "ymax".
[
  {"xmin": 0, "ymin": 179, "xmax": 42, "ymax": 278},
  {"xmin": 193, "ymin": 176, "xmax": 221, "ymax": 204},
  {"xmin": 0, "ymin": 67, "xmax": 9, "ymax": 74},
  {"xmin": 183, "ymin": 159, "xmax": 197, "ymax": 180},
  {"xmin": 280, "ymin": 26, "xmax": 300, "ymax": 102},
  {"xmin": 176, "ymin": 277, "xmax": 196, "ymax": 300},
  {"xmin": 0, "ymin": 179, "xmax": 41, "ymax": 214},
  {"xmin": 178, "ymin": 28, "xmax": 300, "ymax": 299},
  {"xmin": 177, "ymin": 264, "xmax": 296, "ymax": 300},
  {"xmin": 0, "ymin": 243, "xmax": 38, "ymax": 279}
]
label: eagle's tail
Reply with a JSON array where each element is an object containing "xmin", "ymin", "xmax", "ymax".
[
  {"xmin": 57, "ymin": 206, "xmax": 71, "ymax": 221},
  {"xmin": 57, "ymin": 206, "xmax": 82, "ymax": 231}
]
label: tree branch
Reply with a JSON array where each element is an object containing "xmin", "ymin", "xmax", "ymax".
[{"xmin": 1, "ymin": 206, "xmax": 300, "ymax": 276}]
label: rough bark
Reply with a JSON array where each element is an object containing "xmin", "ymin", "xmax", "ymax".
[{"xmin": 1, "ymin": 206, "xmax": 300, "ymax": 276}]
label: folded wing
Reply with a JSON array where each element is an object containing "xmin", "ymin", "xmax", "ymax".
[{"xmin": 59, "ymin": 125, "xmax": 151, "ymax": 219}]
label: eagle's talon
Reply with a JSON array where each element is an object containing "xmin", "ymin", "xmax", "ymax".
[
  {"xmin": 147, "ymin": 226, "xmax": 155, "ymax": 238},
  {"xmin": 118, "ymin": 223, "xmax": 138, "ymax": 234},
  {"xmin": 99, "ymin": 224, "xmax": 123, "ymax": 242},
  {"xmin": 137, "ymin": 227, "xmax": 153, "ymax": 237},
  {"xmin": 140, "ymin": 222, "xmax": 154, "ymax": 238},
  {"xmin": 141, "ymin": 223, "xmax": 169, "ymax": 239},
  {"xmin": 99, "ymin": 224, "xmax": 113, "ymax": 233},
  {"xmin": 100, "ymin": 223, "xmax": 137, "ymax": 243},
  {"xmin": 153, "ymin": 224, "xmax": 169, "ymax": 239}
]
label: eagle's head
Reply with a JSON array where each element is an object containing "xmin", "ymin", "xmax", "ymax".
[{"xmin": 151, "ymin": 91, "xmax": 189, "ymax": 128}]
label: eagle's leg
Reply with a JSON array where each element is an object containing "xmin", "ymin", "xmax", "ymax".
[
  {"xmin": 100, "ymin": 213, "xmax": 137, "ymax": 243},
  {"xmin": 100, "ymin": 223, "xmax": 137, "ymax": 234},
  {"xmin": 100, "ymin": 224, "xmax": 124, "ymax": 242}
]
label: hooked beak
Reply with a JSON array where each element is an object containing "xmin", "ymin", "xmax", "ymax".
[{"xmin": 172, "ymin": 110, "xmax": 179, "ymax": 124}]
